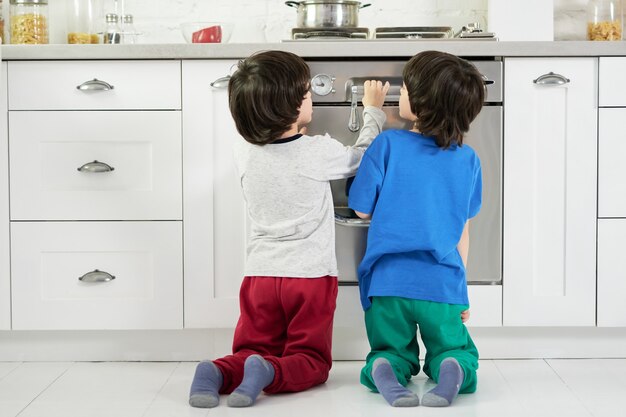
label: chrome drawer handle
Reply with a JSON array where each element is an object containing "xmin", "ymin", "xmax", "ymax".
[
  {"xmin": 79, "ymin": 269, "xmax": 116, "ymax": 283},
  {"xmin": 533, "ymin": 72, "xmax": 570, "ymax": 85},
  {"xmin": 76, "ymin": 78, "xmax": 115, "ymax": 91},
  {"xmin": 210, "ymin": 75, "xmax": 230, "ymax": 89},
  {"xmin": 77, "ymin": 160, "xmax": 115, "ymax": 173}
]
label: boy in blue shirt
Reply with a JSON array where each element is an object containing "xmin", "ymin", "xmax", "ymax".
[{"xmin": 348, "ymin": 50, "xmax": 485, "ymax": 408}]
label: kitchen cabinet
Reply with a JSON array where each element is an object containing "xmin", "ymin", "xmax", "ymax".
[
  {"xmin": 597, "ymin": 58, "xmax": 626, "ymax": 327},
  {"xmin": 11, "ymin": 221, "xmax": 183, "ymax": 330},
  {"xmin": 598, "ymin": 58, "xmax": 626, "ymax": 217},
  {"xmin": 503, "ymin": 58, "xmax": 597, "ymax": 326},
  {"xmin": 7, "ymin": 60, "xmax": 184, "ymax": 330},
  {"xmin": 182, "ymin": 60, "xmax": 247, "ymax": 328},
  {"xmin": 597, "ymin": 220, "xmax": 626, "ymax": 326},
  {"xmin": 0, "ymin": 62, "xmax": 10, "ymax": 330}
]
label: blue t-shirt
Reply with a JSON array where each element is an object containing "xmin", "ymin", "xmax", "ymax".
[{"xmin": 348, "ymin": 129, "xmax": 482, "ymax": 310}]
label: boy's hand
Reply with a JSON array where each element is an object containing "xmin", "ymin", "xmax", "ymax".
[
  {"xmin": 362, "ymin": 80, "xmax": 390, "ymax": 109},
  {"xmin": 461, "ymin": 309, "xmax": 470, "ymax": 323}
]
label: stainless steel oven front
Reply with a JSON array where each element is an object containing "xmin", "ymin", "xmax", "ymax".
[{"xmin": 305, "ymin": 59, "xmax": 503, "ymax": 286}]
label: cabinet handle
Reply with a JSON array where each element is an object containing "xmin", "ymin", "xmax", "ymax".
[
  {"xmin": 533, "ymin": 72, "xmax": 570, "ymax": 85},
  {"xmin": 76, "ymin": 78, "xmax": 115, "ymax": 91},
  {"xmin": 79, "ymin": 269, "xmax": 116, "ymax": 283},
  {"xmin": 335, "ymin": 212, "xmax": 370, "ymax": 227},
  {"xmin": 77, "ymin": 160, "xmax": 115, "ymax": 173},
  {"xmin": 210, "ymin": 75, "xmax": 231, "ymax": 89}
]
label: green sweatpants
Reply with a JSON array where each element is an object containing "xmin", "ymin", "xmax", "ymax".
[{"xmin": 360, "ymin": 296, "xmax": 479, "ymax": 394}]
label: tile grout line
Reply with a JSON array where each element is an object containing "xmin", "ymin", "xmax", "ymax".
[
  {"xmin": 0, "ymin": 361, "xmax": 23, "ymax": 382},
  {"xmin": 140, "ymin": 361, "xmax": 183, "ymax": 417},
  {"xmin": 491, "ymin": 359, "xmax": 529, "ymax": 412},
  {"xmin": 15, "ymin": 362, "xmax": 75, "ymax": 417},
  {"xmin": 543, "ymin": 359, "xmax": 595, "ymax": 417}
]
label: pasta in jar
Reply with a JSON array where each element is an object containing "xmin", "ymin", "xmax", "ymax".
[{"xmin": 9, "ymin": 0, "xmax": 48, "ymax": 45}]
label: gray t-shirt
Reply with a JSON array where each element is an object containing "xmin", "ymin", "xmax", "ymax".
[{"xmin": 233, "ymin": 106, "xmax": 386, "ymax": 278}]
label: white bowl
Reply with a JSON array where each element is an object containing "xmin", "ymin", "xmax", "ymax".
[{"xmin": 180, "ymin": 22, "xmax": 233, "ymax": 43}]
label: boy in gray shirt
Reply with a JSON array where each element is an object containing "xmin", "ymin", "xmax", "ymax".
[{"xmin": 189, "ymin": 50, "xmax": 389, "ymax": 408}]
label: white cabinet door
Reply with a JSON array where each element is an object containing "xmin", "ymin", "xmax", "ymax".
[
  {"xmin": 503, "ymin": 58, "xmax": 597, "ymax": 326},
  {"xmin": 9, "ymin": 111, "xmax": 182, "ymax": 221},
  {"xmin": 182, "ymin": 60, "xmax": 247, "ymax": 328},
  {"xmin": 11, "ymin": 221, "xmax": 183, "ymax": 330},
  {"xmin": 8, "ymin": 61, "xmax": 181, "ymax": 110},
  {"xmin": 598, "ymin": 109, "xmax": 626, "ymax": 217},
  {"xmin": 0, "ymin": 62, "xmax": 9, "ymax": 330},
  {"xmin": 598, "ymin": 219, "xmax": 626, "ymax": 326}
]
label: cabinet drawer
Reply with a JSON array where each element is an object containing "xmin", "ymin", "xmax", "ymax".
[
  {"xmin": 598, "ymin": 219, "xmax": 626, "ymax": 326},
  {"xmin": 600, "ymin": 57, "xmax": 626, "ymax": 106},
  {"xmin": 8, "ymin": 60, "xmax": 181, "ymax": 110},
  {"xmin": 599, "ymin": 108, "xmax": 626, "ymax": 217},
  {"xmin": 11, "ymin": 221, "xmax": 183, "ymax": 330},
  {"xmin": 10, "ymin": 111, "xmax": 182, "ymax": 221}
]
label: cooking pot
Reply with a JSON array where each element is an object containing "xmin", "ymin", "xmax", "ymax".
[{"xmin": 285, "ymin": 0, "xmax": 371, "ymax": 28}]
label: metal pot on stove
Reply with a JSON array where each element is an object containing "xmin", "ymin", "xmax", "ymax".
[{"xmin": 285, "ymin": 0, "xmax": 371, "ymax": 28}]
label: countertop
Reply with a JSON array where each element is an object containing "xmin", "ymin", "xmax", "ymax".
[{"xmin": 2, "ymin": 41, "xmax": 626, "ymax": 60}]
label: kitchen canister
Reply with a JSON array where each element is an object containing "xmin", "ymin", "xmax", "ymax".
[
  {"xmin": 587, "ymin": 0, "xmax": 623, "ymax": 40},
  {"xmin": 67, "ymin": 0, "xmax": 100, "ymax": 44},
  {"xmin": 9, "ymin": 0, "xmax": 48, "ymax": 44},
  {"xmin": 0, "ymin": 0, "xmax": 5, "ymax": 44}
]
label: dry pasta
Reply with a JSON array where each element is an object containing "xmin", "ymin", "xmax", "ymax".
[
  {"xmin": 68, "ymin": 32, "xmax": 100, "ymax": 44},
  {"xmin": 587, "ymin": 20, "xmax": 622, "ymax": 41},
  {"xmin": 11, "ymin": 13, "xmax": 48, "ymax": 44}
]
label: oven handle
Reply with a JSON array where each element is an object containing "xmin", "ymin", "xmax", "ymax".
[{"xmin": 334, "ymin": 212, "xmax": 370, "ymax": 227}]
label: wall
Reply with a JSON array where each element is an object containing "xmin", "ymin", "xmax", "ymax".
[
  {"xmin": 4, "ymin": 0, "xmax": 489, "ymax": 44},
  {"xmin": 0, "ymin": 0, "xmax": 598, "ymax": 44}
]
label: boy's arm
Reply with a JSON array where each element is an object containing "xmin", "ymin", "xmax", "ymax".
[
  {"xmin": 353, "ymin": 81, "xmax": 390, "ymax": 150},
  {"xmin": 354, "ymin": 210, "xmax": 371, "ymax": 220},
  {"xmin": 457, "ymin": 220, "xmax": 470, "ymax": 267},
  {"xmin": 458, "ymin": 221, "xmax": 471, "ymax": 323}
]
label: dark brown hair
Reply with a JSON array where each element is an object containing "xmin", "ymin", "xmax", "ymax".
[
  {"xmin": 228, "ymin": 50, "xmax": 311, "ymax": 145},
  {"xmin": 403, "ymin": 50, "xmax": 485, "ymax": 149}
]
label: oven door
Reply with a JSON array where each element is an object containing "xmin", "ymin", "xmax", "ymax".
[{"xmin": 306, "ymin": 105, "xmax": 502, "ymax": 285}]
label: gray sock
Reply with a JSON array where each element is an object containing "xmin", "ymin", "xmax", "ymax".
[
  {"xmin": 227, "ymin": 354, "xmax": 275, "ymax": 407},
  {"xmin": 189, "ymin": 360, "xmax": 223, "ymax": 408},
  {"xmin": 371, "ymin": 358, "xmax": 419, "ymax": 407},
  {"xmin": 422, "ymin": 357, "xmax": 464, "ymax": 407}
]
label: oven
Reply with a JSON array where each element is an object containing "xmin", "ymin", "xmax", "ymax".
[{"xmin": 304, "ymin": 59, "xmax": 503, "ymax": 286}]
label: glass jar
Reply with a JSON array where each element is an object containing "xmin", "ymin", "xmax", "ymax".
[
  {"xmin": 103, "ymin": 13, "xmax": 121, "ymax": 44},
  {"xmin": 121, "ymin": 14, "xmax": 136, "ymax": 44},
  {"xmin": 67, "ymin": 0, "xmax": 100, "ymax": 44},
  {"xmin": 9, "ymin": 0, "xmax": 48, "ymax": 44},
  {"xmin": 587, "ymin": 0, "xmax": 623, "ymax": 40},
  {"xmin": 1, "ymin": 0, "xmax": 5, "ymax": 44}
]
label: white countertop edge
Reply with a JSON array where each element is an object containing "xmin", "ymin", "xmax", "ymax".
[{"xmin": 2, "ymin": 41, "xmax": 626, "ymax": 60}]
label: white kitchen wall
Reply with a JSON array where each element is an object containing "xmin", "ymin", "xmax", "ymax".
[
  {"xmin": 0, "ymin": 1, "xmax": 607, "ymax": 45},
  {"xmin": 4, "ymin": 0, "xmax": 489, "ymax": 44}
]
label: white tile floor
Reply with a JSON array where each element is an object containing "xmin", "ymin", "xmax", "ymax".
[{"xmin": 0, "ymin": 359, "xmax": 625, "ymax": 417}]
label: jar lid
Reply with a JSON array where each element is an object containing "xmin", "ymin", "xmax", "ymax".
[{"xmin": 10, "ymin": 0, "xmax": 48, "ymax": 4}]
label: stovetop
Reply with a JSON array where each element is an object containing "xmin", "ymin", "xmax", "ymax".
[{"xmin": 285, "ymin": 24, "xmax": 497, "ymax": 41}]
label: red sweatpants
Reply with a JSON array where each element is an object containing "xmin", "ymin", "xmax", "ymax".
[{"xmin": 213, "ymin": 276, "xmax": 338, "ymax": 394}]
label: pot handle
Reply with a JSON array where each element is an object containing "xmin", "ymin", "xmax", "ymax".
[
  {"xmin": 285, "ymin": 1, "xmax": 301, "ymax": 8},
  {"xmin": 360, "ymin": 3, "xmax": 372, "ymax": 8}
]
